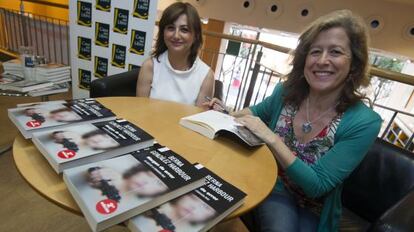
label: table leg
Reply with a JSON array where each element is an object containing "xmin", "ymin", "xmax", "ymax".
[{"xmin": 0, "ymin": 144, "xmax": 12, "ymax": 155}]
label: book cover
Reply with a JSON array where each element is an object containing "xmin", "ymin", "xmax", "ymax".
[
  {"xmin": 180, "ymin": 110, "xmax": 264, "ymax": 146},
  {"xmin": 63, "ymin": 145, "xmax": 205, "ymax": 232},
  {"xmin": 32, "ymin": 118, "xmax": 154, "ymax": 173},
  {"xmin": 128, "ymin": 163, "xmax": 247, "ymax": 232},
  {"xmin": 8, "ymin": 98, "xmax": 116, "ymax": 138}
]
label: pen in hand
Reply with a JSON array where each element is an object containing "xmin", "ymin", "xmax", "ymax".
[{"xmin": 205, "ymin": 96, "xmax": 229, "ymax": 114}]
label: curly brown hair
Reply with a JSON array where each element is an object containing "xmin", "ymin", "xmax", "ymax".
[
  {"xmin": 153, "ymin": 2, "xmax": 203, "ymax": 67},
  {"xmin": 283, "ymin": 10, "xmax": 370, "ymax": 113}
]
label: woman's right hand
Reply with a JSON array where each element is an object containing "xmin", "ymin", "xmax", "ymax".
[{"xmin": 202, "ymin": 97, "xmax": 230, "ymax": 114}]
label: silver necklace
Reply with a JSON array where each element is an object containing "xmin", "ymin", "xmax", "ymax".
[{"xmin": 302, "ymin": 98, "xmax": 338, "ymax": 134}]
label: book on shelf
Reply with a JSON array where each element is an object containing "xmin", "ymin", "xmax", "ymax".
[
  {"xmin": 0, "ymin": 73, "xmax": 24, "ymax": 86},
  {"xmin": 128, "ymin": 163, "xmax": 247, "ymax": 232},
  {"xmin": 32, "ymin": 118, "xmax": 154, "ymax": 173},
  {"xmin": 2, "ymin": 59, "xmax": 23, "ymax": 77},
  {"xmin": 8, "ymin": 98, "xmax": 116, "ymax": 139},
  {"xmin": 0, "ymin": 79, "xmax": 53, "ymax": 92},
  {"xmin": 2, "ymin": 59, "xmax": 22, "ymax": 70},
  {"xmin": 36, "ymin": 71, "xmax": 71, "ymax": 82},
  {"xmin": 180, "ymin": 110, "xmax": 264, "ymax": 146},
  {"xmin": 35, "ymin": 63, "xmax": 70, "ymax": 75},
  {"xmin": 63, "ymin": 145, "xmax": 205, "ymax": 232},
  {"xmin": 28, "ymin": 83, "xmax": 69, "ymax": 97}
]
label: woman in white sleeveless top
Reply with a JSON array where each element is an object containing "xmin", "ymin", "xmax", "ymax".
[{"xmin": 136, "ymin": 2, "xmax": 214, "ymax": 107}]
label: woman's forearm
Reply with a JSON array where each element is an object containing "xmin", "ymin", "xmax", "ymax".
[{"xmin": 266, "ymin": 134, "xmax": 297, "ymax": 169}]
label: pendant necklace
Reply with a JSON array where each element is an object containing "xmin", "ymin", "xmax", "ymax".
[{"xmin": 302, "ymin": 97, "xmax": 338, "ymax": 134}]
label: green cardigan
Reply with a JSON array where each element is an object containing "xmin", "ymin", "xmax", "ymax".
[{"xmin": 250, "ymin": 84, "xmax": 382, "ymax": 232}]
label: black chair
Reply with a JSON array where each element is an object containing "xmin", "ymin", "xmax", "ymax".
[
  {"xmin": 242, "ymin": 138, "xmax": 414, "ymax": 232},
  {"xmin": 90, "ymin": 69, "xmax": 140, "ymax": 98},
  {"xmin": 90, "ymin": 68, "xmax": 224, "ymax": 100},
  {"xmin": 341, "ymin": 138, "xmax": 414, "ymax": 231}
]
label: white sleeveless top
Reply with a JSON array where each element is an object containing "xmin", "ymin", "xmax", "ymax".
[{"xmin": 149, "ymin": 51, "xmax": 210, "ymax": 105}]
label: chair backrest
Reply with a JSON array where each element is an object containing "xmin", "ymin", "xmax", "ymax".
[
  {"xmin": 91, "ymin": 68, "xmax": 225, "ymax": 101},
  {"xmin": 214, "ymin": 79, "xmax": 224, "ymax": 100},
  {"xmin": 342, "ymin": 138, "xmax": 414, "ymax": 222},
  {"xmin": 90, "ymin": 68, "xmax": 139, "ymax": 98}
]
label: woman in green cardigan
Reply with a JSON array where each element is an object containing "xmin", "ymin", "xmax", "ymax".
[{"xmin": 206, "ymin": 10, "xmax": 381, "ymax": 231}]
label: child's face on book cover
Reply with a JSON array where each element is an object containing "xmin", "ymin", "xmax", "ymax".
[
  {"xmin": 126, "ymin": 171, "xmax": 168, "ymax": 196},
  {"xmin": 174, "ymin": 194, "xmax": 215, "ymax": 223},
  {"xmin": 84, "ymin": 133, "xmax": 119, "ymax": 149},
  {"xmin": 49, "ymin": 109, "xmax": 82, "ymax": 122}
]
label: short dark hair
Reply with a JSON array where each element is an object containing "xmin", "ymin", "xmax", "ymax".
[
  {"xmin": 153, "ymin": 2, "xmax": 203, "ymax": 67},
  {"xmin": 283, "ymin": 10, "xmax": 370, "ymax": 113}
]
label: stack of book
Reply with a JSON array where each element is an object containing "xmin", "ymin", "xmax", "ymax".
[
  {"xmin": 27, "ymin": 82, "xmax": 70, "ymax": 96},
  {"xmin": 0, "ymin": 79, "xmax": 54, "ymax": 92},
  {"xmin": 32, "ymin": 63, "xmax": 71, "ymax": 96},
  {"xmin": 2, "ymin": 59, "xmax": 23, "ymax": 77},
  {"xmin": 1, "ymin": 59, "xmax": 70, "ymax": 96},
  {"xmin": 0, "ymin": 73, "xmax": 24, "ymax": 86},
  {"xmin": 35, "ymin": 63, "xmax": 71, "ymax": 83},
  {"xmin": 8, "ymin": 99, "xmax": 247, "ymax": 232}
]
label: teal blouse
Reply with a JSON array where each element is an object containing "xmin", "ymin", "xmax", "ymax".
[{"xmin": 250, "ymin": 84, "xmax": 382, "ymax": 232}]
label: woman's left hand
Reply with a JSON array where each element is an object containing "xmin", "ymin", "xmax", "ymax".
[{"xmin": 235, "ymin": 115, "xmax": 276, "ymax": 145}]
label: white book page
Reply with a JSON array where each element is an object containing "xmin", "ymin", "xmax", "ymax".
[{"xmin": 182, "ymin": 110, "xmax": 239, "ymax": 133}]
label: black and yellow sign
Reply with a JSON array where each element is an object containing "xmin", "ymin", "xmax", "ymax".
[
  {"xmin": 94, "ymin": 56, "xmax": 108, "ymax": 78},
  {"xmin": 78, "ymin": 69, "xmax": 91, "ymax": 90},
  {"xmin": 129, "ymin": 30, "xmax": 146, "ymax": 55},
  {"xmin": 113, "ymin": 8, "xmax": 129, "ymax": 34},
  {"xmin": 111, "ymin": 44, "xmax": 126, "ymax": 68},
  {"xmin": 133, "ymin": 0, "xmax": 150, "ymax": 19},
  {"xmin": 96, "ymin": 0, "xmax": 111, "ymax": 12},
  {"xmin": 78, "ymin": 36, "xmax": 91, "ymax": 60},
  {"xmin": 77, "ymin": 1, "xmax": 92, "ymax": 27},
  {"xmin": 95, "ymin": 22, "xmax": 110, "ymax": 47},
  {"xmin": 129, "ymin": 64, "xmax": 140, "ymax": 71}
]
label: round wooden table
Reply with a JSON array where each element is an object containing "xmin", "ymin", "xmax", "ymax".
[{"xmin": 13, "ymin": 97, "xmax": 277, "ymax": 218}]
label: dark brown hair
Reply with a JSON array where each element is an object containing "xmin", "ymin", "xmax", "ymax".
[
  {"xmin": 283, "ymin": 10, "xmax": 370, "ymax": 113},
  {"xmin": 153, "ymin": 2, "xmax": 203, "ymax": 67}
]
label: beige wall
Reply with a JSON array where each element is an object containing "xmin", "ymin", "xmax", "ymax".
[
  {"xmin": 0, "ymin": 0, "xmax": 68, "ymax": 20},
  {"xmin": 159, "ymin": 0, "xmax": 414, "ymax": 59}
]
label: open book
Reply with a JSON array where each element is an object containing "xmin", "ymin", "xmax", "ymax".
[{"xmin": 180, "ymin": 110, "xmax": 264, "ymax": 146}]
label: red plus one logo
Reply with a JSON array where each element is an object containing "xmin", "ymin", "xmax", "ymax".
[
  {"xmin": 57, "ymin": 150, "xmax": 76, "ymax": 159},
  {"xmin": 26, "ymin": 120, "xmax": 42, "ymax": 128},
  {"xmin": 96, "ymin": 199, "xmax": 118, "ymax": 214}
]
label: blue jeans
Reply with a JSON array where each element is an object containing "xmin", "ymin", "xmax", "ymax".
[{"xmin": 253, "ymin": 188, "xmax": 320, "ymax": 232}]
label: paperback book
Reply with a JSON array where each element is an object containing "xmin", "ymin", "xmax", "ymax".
[
  {"xmin": 0, "ymin": 73, "xmax": 24, "ymax": 86},
  {"xmin": 0, "ymin": 79, "xmax": 53, "ymax": 92},
  {"xmin": 63, "ymin": 145, "xmax": 205, "ymax": 232},
  {"xmin": 28, "ymin": 83, "xmax": 69, "ymax": 97},
  {"xmin": 8, "ymin": 98, "xmax": 116, "ymax": 138},
  {"xmin": 128, "ymin": 163, "xmax": 247, "ymax": 232},
  {"xmin": 35, "ymin": 63, "xmax": 71, "ymax": 75},
  {"xmin": 180, "ymin": 110, "xmax": 264, "ymax": 146},
  {"xmin": 32, "ymin": 118, "xmax": 154, "ymax": 173}
]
